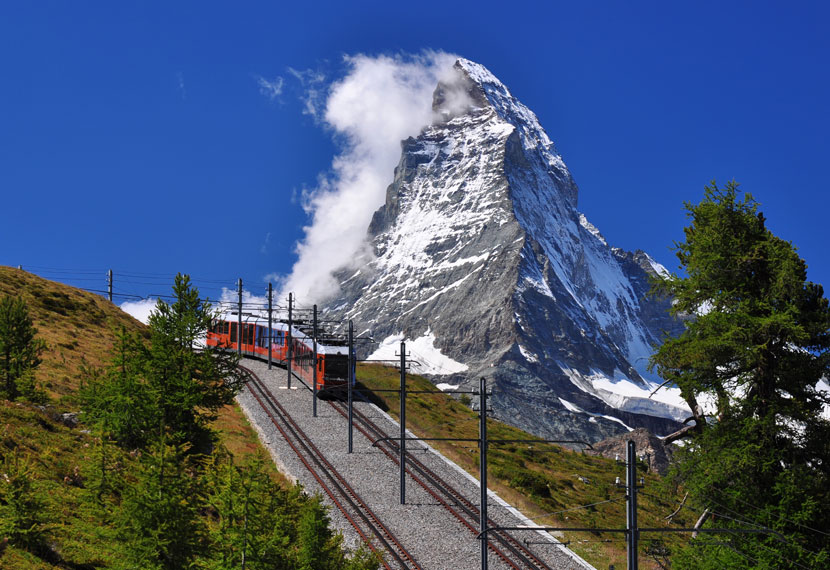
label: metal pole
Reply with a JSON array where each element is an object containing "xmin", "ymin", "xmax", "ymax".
[
  {"xmin": 480, "ymin": 377, "xmax": 488, "ymax": 570},
  {"xmin": 267, "ymin": 283, "xmax": 273, "ymax": 370},
  {"xmin": 312, "ymin": 304, "xmax": 318, "ymax": 418},
  {"xmin": 400, "ymin": 340, "xmax": 406, "ymax": 504},
  {"xmin": 107, "ymin": 269, "xmax": 112, "ymax": 302},
  {"xmin": 237, "ymin": 278, "xmax": 243, "ymax": 356},
  {"xmin": 287, "ymin": 293, "xmax": 293, "ymax": 389},
  {"xmin": 627, "ymin": 439, "xmax": 639, "ymax": 570},
  {"xmin": 348, "ymin": 320, "xmax": 354, "ymax": 454}
]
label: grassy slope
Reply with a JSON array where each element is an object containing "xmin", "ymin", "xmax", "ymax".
[
  {"xmin": 356, "ymin": 362, "xmax": 687, "ymax": 570},
  {"xmin": 0, "ymin": 266, "xmax": 286, "ymax": 567}
]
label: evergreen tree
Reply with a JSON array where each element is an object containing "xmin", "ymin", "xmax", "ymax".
[
  {"xmin": 203, "ymin": 450, "xmax": 378, "ymax": 570},
  {"xmin": 204, "ymin": 451, "xmax": 294, "ymax": 570},
  {"xmin": 81, "ymin": 329, "xmax": 156, "ymax": 450},
  {"xmin": 0, "ymin": 451, "xmax": 48, "ymax": 551},
  {"xmin": 145, "ymin": 273, "xmax": 245, "ymax": 450},
  {"xmin": 115, "ymin": 440, "xmax": 208, "ymax": 570},
  {"xmin": 651, "ymin": 181, "xmax": 830, "ymax": 568},
  {"xmin": 82, "ymin": 274, "xmax": 245, "ymax": 451},
  {"xmin": 0, "ymin": 296, "xmax": 46, "ymax": 402}
]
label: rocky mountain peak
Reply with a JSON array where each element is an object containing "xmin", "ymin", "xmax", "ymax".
[{"xmin": 327, "ymin": 59, "xmax": 685, "ymax": 444}]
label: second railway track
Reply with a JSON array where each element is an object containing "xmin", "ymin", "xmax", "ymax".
[
  {"xmin": 236, "ymin": 359, "xmax": 591, "ymax": 570},
  {"xmin": 329, "ymin": 399, "xmax": 558, "ymax": 570}
]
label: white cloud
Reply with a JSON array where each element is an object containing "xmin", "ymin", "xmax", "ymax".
[
  {"xmin": 288, "ymin": 67, "xmax": 327, "ymax": 118},
  {"xmin": 260, "ymin": 231, "xmax": 271, "ymax": 255},
  {"xmin": 217, "ymin": 287, "xmax": 270, "ymax": 318},
  {"xmin": 120, "ymin": 298, "xmax": 159, "ymax": 325},
  {"xmin": 176, "ymin": 71, "xmax": 186, "ymax": 100},
  {"xmin": 257, "ymin": 75, "xmax": 284, "ymax": 100},
  {"xmin": 278, "ymin": 51, "xmax": 460, "ymax": 305}
]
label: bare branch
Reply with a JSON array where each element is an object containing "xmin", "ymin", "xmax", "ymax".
[
  {"xmin": 665, "ymin": 491, "xmax": 688, "ymax": 523},
  {"xmin": 692, "ymin": 508, "xmax": 710, "ymax": 539}
]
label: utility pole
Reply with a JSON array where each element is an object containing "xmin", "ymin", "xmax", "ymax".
[
  {"xmin": 267, "ymin": 283, "xmax": 273, "ymax": 370},
  {"xmin": 237, "ymin": 278, "xmax": 243, "ymax": 356},
  {"xmin": 626, "ymin": 439, "xmax": 639, "ymax": 570},
  {"xmin": 480, "ymin": 377, "xmax": 489, "ymax": 570},
  {"xmin": 348, "ymin": 320, "xmax": 354, "ymax": 453},
  {"xmin": 312, "ymin": 304, "xmax": 318, "ymax": 418},
  {"xmin": 400, "ymin": 340, "xmax": 406, "ymax": 504},
  {"xmin": 287, "ymin": 293, "xmax": 293, "ymax": 389},
  {"xmin": 107, "ymin": 269, "xmax": 113, "ymax": 302}
]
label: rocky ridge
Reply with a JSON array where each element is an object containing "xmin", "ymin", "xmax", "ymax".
[{"xmin": 325, "ymin": 59, "xmax": 686, "ymax": 442}]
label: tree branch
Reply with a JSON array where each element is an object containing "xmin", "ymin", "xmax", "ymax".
[
  {"xmin": 665, "ymin": 491, "xmax": 688, "ymax": 523},
  {"xmin": 692, "ymin": 508, "xmax": 710, "ymax": 539}
]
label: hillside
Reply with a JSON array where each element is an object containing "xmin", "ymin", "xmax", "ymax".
[
  {"xmin": 0, "ymin": 266, "xmax": 148, "ymax": 402},
  {"xmin": 0, "ymin": 267, "xmax": 362, "ymax": 569}
]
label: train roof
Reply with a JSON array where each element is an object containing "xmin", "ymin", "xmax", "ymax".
[{"xmin": 216, "ymin": 312, "xmax": 349, "ymax": 356}]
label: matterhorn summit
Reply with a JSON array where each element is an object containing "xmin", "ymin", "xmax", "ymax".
[{"xmin": 325, "ymin": 58, "xmax": 686, "ymax": 441}]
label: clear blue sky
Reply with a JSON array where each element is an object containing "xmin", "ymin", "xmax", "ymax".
[{"xmin": 2, "ymin": 1, "xmax": 828, "ymax": 307}]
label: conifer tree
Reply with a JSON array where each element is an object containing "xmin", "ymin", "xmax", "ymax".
[
  {"xmin": 0, "ymin": 296, "xmax": 46, "ymax": 401},
  {"xmin": 0, "ymin": 451, "xmax": 48, "ymax": 551},
  {"xmin": 651, "ymin": 181, "xmax": 830, "ymax": 568},
  {"xmin": 116, "ymin": 440, "xmax": 208, "ymax": 570},
  {"xmin": 81, "ymin": 329, "xmax": 155, "ymax": 449},
  {"xmin": 145, "ymin": 273, "xmax": 245, "ymax": 450}
]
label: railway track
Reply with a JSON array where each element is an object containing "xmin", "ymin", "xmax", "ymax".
[
  {"xmin": 240, "ymin": 365, "xmax": 422, "ymax": 570},
  {"xmin": 329, "ymin": 399, "xmax": 559, "ymax": 570}
]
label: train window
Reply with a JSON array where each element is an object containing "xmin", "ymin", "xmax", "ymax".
[{"xmin": 230, "ymin": 323, "xmax": 237, "ymax": 343}]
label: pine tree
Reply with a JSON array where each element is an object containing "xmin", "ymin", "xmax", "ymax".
[
  {"xmin": 650, "ymin": 181, "xmax": 830, "ymax": 568},
  {"xmin": 0, "ymin": 296, "xmax": 46, "ymax": 402},
  {"xmin": 116, "ymin": 440, "xmax": 208, "ymax": 570},
  {"xmin": 82, "ymin": 274, "xmax": 245, "ymax": 451},
  {"xmin": 204, "ymin": 451, "xmax": 294, "ymax": 570},
  {"xmin": 145, "ymin": 273, "xmax": 245, "ymax": 450},
  {"xmin": 0, "ymin": 451, "xmax": 48, "ymax": 551},
  {"xmin": 80, "ymin": 329, "xmax": 156, "ymax": 450}
]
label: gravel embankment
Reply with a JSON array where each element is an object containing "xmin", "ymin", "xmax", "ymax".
[{"xmin": 236, "ymin": 359, "xmax": 595, "ymax": 570}]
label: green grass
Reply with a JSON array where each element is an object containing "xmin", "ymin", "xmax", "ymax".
[
  {"xmin": 0, "ymin": 266, "xmax": 354, "ymax": 568},
  {"xmin": 356, "ymin": 362, "xmax": 688, "ymax": 569}
]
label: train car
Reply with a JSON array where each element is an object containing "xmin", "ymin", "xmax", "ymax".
[{"xmin": 206, "ymin": 312, "xmax": 353, "ymax": 394}]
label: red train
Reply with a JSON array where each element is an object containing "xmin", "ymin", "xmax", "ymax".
[{"xmin": 206, "ymin": 313, "xmax": 352, "ymax": 392}]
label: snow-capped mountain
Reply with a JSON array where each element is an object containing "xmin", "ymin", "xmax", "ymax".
[{"xmin": 325, "ymin": 59, "xmax": 687, "ymax": 441}]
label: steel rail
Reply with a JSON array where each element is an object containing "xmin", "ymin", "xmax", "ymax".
[
  {"xmin": 241, "ymin": 365, "xmax": 421, "ymax": 570},
  {"xmin": 332, "ymin": 399, "xmax": 558, "ymax": 570}
]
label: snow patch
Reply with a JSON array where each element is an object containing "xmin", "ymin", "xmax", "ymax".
[
  {"xmin": 644, "ymin": 253, "xmax": 670, "ymax": 279},
  {"xmin": 560, "ymin": 365, "xmax": 690, "ymax": 422},
  {"xmin": 518, "ymin": 344, "xmax": 539, "ymax": 363},
  {"xmin": 557, "ymin": 397, "xmax": 634, "ymax": 431},
  {"xmin": 369, "ymin": 331, "xmax": 468, "ymax": 375},
  {"xmin": 578, "ymin": 213, "xmax": 608, "ymax": 246}
]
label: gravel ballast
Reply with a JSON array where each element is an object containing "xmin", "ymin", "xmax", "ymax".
[{"xmin": 236, "ymin": 359, "xmax": 595, "ymax": 570}]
